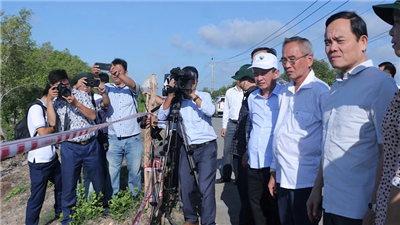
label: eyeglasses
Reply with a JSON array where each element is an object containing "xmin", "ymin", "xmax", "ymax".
[{"xmin": 280, "ymin": 54, "xmax": 309, "ymax": 65}]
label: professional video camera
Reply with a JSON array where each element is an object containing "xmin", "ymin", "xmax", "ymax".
[
  {"xmin": 162, "ymin": 67, "xmax": 195, "ymax": 96},
  {"xmin": 53, "ymin": 82, "xmax": 71, "ymax": 98}
]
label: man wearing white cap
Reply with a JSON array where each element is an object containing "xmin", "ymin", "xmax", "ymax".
[{"xmin": 244, "ymin": 52, "xmax": 281, "ymax": 225}]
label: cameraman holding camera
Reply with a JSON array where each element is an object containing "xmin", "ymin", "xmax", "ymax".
[
  {"xmin": 158, "ymin": 66, "xmax": 218, "ymax": 225},
  {"xmin": 49, "ymin": 70, "xmax": 106, "ymax": 225}
]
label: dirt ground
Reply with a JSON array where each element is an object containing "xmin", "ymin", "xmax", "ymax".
[{"xmin": 0, "ymin": 151, "xmax": 184, "ymax": 225}]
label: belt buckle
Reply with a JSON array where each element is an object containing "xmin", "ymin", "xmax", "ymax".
[{"xmin": 81, "ymin": 140, "xmax": 89, "ymax": 145}]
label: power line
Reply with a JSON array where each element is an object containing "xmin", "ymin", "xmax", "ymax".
[
  {"xmin": 272, "ymin": 0, "xmax": 349, "ymax": 49},
  {"xmin": 212, "ymin": 0, "xmax": 320, "ymax": 62}
]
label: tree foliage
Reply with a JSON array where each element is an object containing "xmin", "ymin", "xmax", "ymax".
[
  {"xmin": 1, "ymin": 8, "xmax": 91, "ymax": 140},
  {"xmin": 201, "ymin": 81, "xmax": 236, "ymax": 100}
]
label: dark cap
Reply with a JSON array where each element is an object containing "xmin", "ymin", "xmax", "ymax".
[
  {"xmin": 373, "ymin": 1, "xmax": 400, "ymax": 25},
  {"xmin": 71, "ymin": 71, "xmax": 94, "ymax": 86},
  {"xmin": 231, "ymin": 64, "xmax": 254, "ymax": 80}
]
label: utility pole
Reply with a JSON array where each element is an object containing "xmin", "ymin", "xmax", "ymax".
[{"xmin": 210, "ymin": 58, "xmax": 215, "ymax": 93}]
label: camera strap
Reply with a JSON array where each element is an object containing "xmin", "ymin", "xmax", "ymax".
[{"xmin": 64, "ymin": 109, "xmax": 69, "ymax": 131}]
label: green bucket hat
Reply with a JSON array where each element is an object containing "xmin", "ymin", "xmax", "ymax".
[
  {"xmin": 231, "ymin": 64, "xmax": 254, "ymax": 80},
  {"xmin": 373, "ymin": 1, "xmax": 400, "ymax": 25},
  {"xmin": 71, "ymin": 71, "xmax": 94, "ymax": 87}
]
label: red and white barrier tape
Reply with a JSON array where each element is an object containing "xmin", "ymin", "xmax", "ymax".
[
  {"xmin": 1, "ymin": 112, "xmax": 150, "ymax": 160},
  {"xmin": 132, "ymin": 160, "xmax": 156, "ymax": 225}
]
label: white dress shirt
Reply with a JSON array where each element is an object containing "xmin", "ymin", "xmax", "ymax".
[
  {"xmin": 322, "ymin": 60, "xmax": 398, "ymax": 219},
  {"xmin": 272, "ymin": 70, "xmax": 329, "ymax": 189},
  {"xmin": 222, "ymin": 86, "xmax": 243, "ymax": 129}
]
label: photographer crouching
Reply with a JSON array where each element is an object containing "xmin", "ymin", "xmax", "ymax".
[
  {"xmin": 48, "ymin": 70, "xmax": 107, "ymax": 225},
  {"xmin": 158, "ymin": 66, "xmax": 218, "ymax": 225}
]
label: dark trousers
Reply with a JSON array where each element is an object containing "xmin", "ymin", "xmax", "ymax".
[
  {"xmin": 233, "ymin": 155, "xmax": 255, "ymax": 225},
  {"xmin": 180, "ymin": 141, "xmax": 217, "ymax": 225},
  {"xmin": 26, "ymin": 156, "xmax": 62, "ymax": 225},
  {"xmin": 60, "ymin": 139, "xmax": 105, "ymax": 225},
  {"xmin": 247, "ymin": 167, "xmax": 281, "ymax": 225},
  {"xmin": 277, "ymin": 186, "xmax": 317, "ymax": 225},
  {"xmin": 221, "ymin": 121, "xmax": 236, "ymax": 180},
  {"xmin": 323, "ymin": 212, "xmax": 362, "ymax": 225}
]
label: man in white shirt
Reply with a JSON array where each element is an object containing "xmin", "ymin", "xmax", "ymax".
[
  {"xmin": 25, "ymin": 85, "xmax": 62, "ymax": 225},
  {"xmin": 216, "ymin": 79, "xmax": 243, "ymax": 184},
  {"xmin": 269, "ymin": 36, "xmax": 329, "ymax": 225},
  {"xmin": 306, "ymin": 11, "xmax": 398, "ymax": 225}
]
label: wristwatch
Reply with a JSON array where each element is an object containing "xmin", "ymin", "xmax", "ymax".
[
  {"xmin": 368, "ymin": 203, "xmax": 376, "ymax": 213},
  {"xmin": 193, "ymin": 95, "xmax": 200, "ymax": 102}
]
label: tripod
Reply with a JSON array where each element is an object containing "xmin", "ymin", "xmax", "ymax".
[{"xmin": 148, "ymin": 91, "xmax": 199, "ymax": 225}]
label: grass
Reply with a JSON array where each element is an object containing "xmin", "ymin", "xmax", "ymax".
[{"xmin": 4, "ymin": 184, "xmax": 30, "ymax": 201}]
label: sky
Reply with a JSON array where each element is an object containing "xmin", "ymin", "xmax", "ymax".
[{"xmin": 2, "ymin": 0, "xmax": 400, "ymax": 95}]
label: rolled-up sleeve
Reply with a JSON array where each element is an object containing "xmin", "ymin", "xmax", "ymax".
[
  {"xmin": 158, "ymin": 104, "xmax": 170, "ymax": 121},
  {"xmin": 198, "ymin": 92, "xmax": 215, "ymax": 117}
]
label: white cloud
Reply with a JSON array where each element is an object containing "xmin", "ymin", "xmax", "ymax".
[
  {"xmin": 170, "ymin": 35, "xmax": 216, "ymax": 56},
  {"xmin": 198, "ymin": 18, "xmax": 297, "ymax": 49}
]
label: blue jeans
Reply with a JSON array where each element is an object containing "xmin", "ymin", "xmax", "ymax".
[{"xmin": 106, "ymin": 134, "xmax": 143, "ymax": 197}]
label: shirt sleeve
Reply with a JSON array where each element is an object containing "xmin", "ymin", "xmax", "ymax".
[
  {"xmin": 158, "ymin": 103, "xmax": 170, "ymax": 121},
  {"xmin": 27, "ymin": 104, "xmax": 46, "ymax": 136},
  {"xmin": 198, "ymin": 92, "xmax": 215, "ymax": 117},
  {"xmin": 372, "ymin": 78, "xmax": 398, "ymax": 144},
  {"xmin": 222, "ymin": 90, "xmax": 230, "ymax": 129}
]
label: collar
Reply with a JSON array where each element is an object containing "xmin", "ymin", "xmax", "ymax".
[
  {"xmin": 38, "ymin": 98, "xmax": 47, "ymax": 107},
  {"xmin": 336, "ymin": 60, "xmax": 373, "ymax": 82},
  {"xmin": 256, "ymin": 84, "xmax": 281, "ymax": 99},
  {"xmin": 233, "ymin": 85, "xmax": 242, "ymax": 92},
  {"xmin": 287, "ymin": 69, "xmax": 315, "ymax": 93},
  {"xmin": 109, "ymin": 83, "xmax": 126, "ymax": 89}
]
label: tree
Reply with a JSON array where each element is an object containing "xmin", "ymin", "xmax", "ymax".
[
  {"xmin": 1, "ymin": 8, "xmax": 36, "ymax": 109},
  {"xmin": 1, "ymin": 9, "xmax": 92, "ymax": 140}
]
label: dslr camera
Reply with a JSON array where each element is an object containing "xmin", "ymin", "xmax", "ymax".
[
  {"xmin": 53, "ymin": 82, "xmax": 71, "ymax": 98},
  {"xmin": 162, "ymin": 67, "xmax": 195, "ymax": 96}
]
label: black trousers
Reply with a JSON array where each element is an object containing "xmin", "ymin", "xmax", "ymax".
[
  {"xmin": 247, "ymin": 167, "xmax": 281, "ymax": 225},
  {"xmin": 233, "ymin": 155, "xmax": 255, "ymax": 225},
  {"xmin": 323, "ymin": 212, "xmax": 362, "ymax": 225}
]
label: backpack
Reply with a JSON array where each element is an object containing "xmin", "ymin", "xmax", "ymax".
[{"xmin": 14, "ymin": 100, "xmax": 46, "ymax": 140}]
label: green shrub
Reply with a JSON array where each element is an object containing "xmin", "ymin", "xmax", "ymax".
[
  {"xmin": 108, "ymin": 189, "xmax": 141, "ymax": 221},
  {"xmin": 70, "ymin": 184, "xmax": 104, "ymax": 225}
]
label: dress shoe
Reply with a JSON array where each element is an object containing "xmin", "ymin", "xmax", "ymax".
[
  {"xmin": 216, "ymin": 177, "xmax": 231, "ymax": 183},
  {"xmin": 183, "ymin": 221, "xmax": 199, "ymax": 225}
]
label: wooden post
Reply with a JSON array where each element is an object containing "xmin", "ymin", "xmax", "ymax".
[{"xmin": 143, "ymin": 74, "xmax": 158, "ymax": 207}]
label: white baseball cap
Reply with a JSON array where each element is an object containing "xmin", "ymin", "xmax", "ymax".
[{"xmin": 248, "ymin": 52, "xmax": 278, "ymax": 70}]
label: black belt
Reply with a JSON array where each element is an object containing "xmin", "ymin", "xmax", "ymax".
[
  {"xmin": 117, "ymin": 133, "xmax": 139, "ymax": 141},
  {"xmin": 229, "ymin": 119, "xmax": 238, "ymax": 124},
  {"xmin": 189, "ymin": 140, "xmax": 216, "ymax": 149},
  {"xmin": 68, "ymin": 135, "xmax": 96, "ymax": 145}
]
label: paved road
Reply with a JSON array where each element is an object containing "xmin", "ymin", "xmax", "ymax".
[{"xmin": 212, "ymin": 117, "xmax": 241, "ymax": 225}]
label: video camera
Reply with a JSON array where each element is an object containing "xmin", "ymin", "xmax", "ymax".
[
  {"xmin": 53, "ymin": 82, "xmax": 71, "ymax": 98},
  {"xmin": 162, "ymin": 67, "xmax": 195, "ymax": 96}
]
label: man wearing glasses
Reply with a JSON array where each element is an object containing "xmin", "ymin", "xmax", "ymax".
[
  {"xmin": 268, "ymin": 36, "xmax": 329, "ymax": 225},
  {"xmin": 245, "ymin": 51, "xmax": 281, "ymax": 225}
]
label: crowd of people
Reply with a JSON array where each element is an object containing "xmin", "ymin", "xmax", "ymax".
[{"xmin": 23, "ymin": 2, "xmax": 400, "ymax": 225}]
